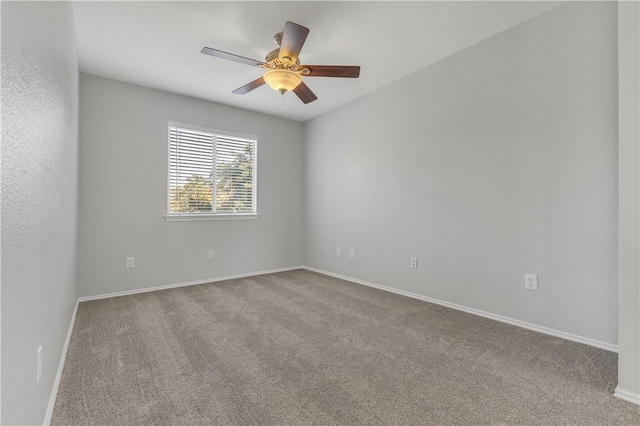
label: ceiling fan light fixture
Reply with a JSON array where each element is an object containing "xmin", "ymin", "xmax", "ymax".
[
  {"xmin": 263, "ymin": 69, "xmax": 302, "ymax": 94},
  {"xmin": 202, "ymin": 21, "xmax": 360, "ymax": 104}
]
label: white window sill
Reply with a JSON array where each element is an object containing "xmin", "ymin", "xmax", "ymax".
[{"xmin": 164, "ymin": 213, "xmax": 259, "ymax": 222}]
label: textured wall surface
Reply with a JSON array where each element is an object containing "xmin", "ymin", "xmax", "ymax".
[
  {"xmin": 617, "ymin": 0, "xmax": 640, "ymax": 400},
  {"xmin": 304, "ymin": 2, "xmax": 618, "ymax": 346},
  {"xmin": 1, "ymin": 2, "xmax": 79, "ymax": 424},
  {"xmin": 76, "ymin": 74, "xmax": 305, "ymax": 298}
]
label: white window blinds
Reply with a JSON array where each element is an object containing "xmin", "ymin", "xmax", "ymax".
[{"xmin": 168, "ymin": 125, "xmax": 256, "ymax": 215}]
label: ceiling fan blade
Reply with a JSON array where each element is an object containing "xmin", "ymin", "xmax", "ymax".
[
  {"xmin": 201, "ymin": 47, "xmax": 264, "ymax": 67},
  {"xmin": 232, "ymin": 77, "xmax": 266, "ymax": 94},
  {"xmin": 293, "ymin": 82, "xmax": 318, "ymax": 104},
  {"xmin": 279, "ymin": 21, "xmax": 309, "ymax": 64},
  {"xmin": 301, "ymin": 65, "xmax": 361, "ymax": 78}
]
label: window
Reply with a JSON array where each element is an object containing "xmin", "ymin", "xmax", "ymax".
[{"xmin": 167, "ymin": 123, "xmax": 257, "ymax": 220}]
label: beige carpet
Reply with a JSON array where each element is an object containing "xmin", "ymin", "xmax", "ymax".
[{"xmin": 53, "ymin": 269, "xmax": 640, "ymax": 425}]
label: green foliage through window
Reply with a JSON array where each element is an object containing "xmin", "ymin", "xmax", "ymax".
[{"xmin": 168, "ymin": 126, "xmax": 256, "ymax": 215}]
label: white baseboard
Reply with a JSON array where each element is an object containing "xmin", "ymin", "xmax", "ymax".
[
  {"xmin": 77, "ymin": 266, "xmax": 304, "ymax": 302},
  {"xmin": 43, "ymin": 299, "xmax": 79, "ymax": 425},
  {"xmin": 303, "ymin": 266, "xmax": 618, "ymax": 353},
  {"xmin": 615, "ymin": 387, "xmax": 640, "ymax": 405}
]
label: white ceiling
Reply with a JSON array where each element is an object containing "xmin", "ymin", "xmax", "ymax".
[{"xmin": 71, "ymin": 1, "xmax": 563, "ymax": 122}]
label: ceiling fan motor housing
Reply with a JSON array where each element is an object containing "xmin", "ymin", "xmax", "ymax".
[{"xmin": 265, "ymin": 48, "xmax": 300, "ymax": 70}]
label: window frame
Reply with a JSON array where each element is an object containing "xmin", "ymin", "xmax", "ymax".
[{"xmin": 165, "ymin": 122, "xmax": 258, "ymax": 221}]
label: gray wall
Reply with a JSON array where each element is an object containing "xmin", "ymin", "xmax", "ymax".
[
  {"xmin": 304, "ymin": 2, "xmax": 618, "ymax": 346},
  {"xmin": 77, "ymin": 74, "xmax": 305, "ymax": 298},
  {"xmin": 1, "ymin": 2, "xmax": 79, "ymax": 424},
  {"xmin": 617, "ymin": 0, "xmax": 640, "ymax": 400}
]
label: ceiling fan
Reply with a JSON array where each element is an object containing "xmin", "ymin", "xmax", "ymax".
[{"xmin": 201, "ymin": 21, "xmax": 361, "ymax": 104}]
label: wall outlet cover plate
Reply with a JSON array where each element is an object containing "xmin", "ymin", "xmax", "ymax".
[{"xmin": 525, "ymin": 274, "xmax": 538, "ymax": 291}]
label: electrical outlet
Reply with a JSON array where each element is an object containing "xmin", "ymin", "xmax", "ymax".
[
  {"xmin": 126, "ymin": 257, "xmax": 135, "ymax": 268},
  {"xmin": 36, "ymin": 345, "xmax": 42, "ymax": 384},
  {"xmin": 525, "ymin": 274, "xmax": 538, "ymax": 291},
  {"xmin": 208, "ymin": 250, "xmax": 215, "ymax": 260},
  {"xmin": 349, "ymin": 249, "xmax": 355, "ymax": 259},
  {"xmin": 410, "ymin": 257, "xmax": 418, "ymax": 269},
  {"xmin": 336, "ymin": 247, "xmax": 341, "ymax": 256}
]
